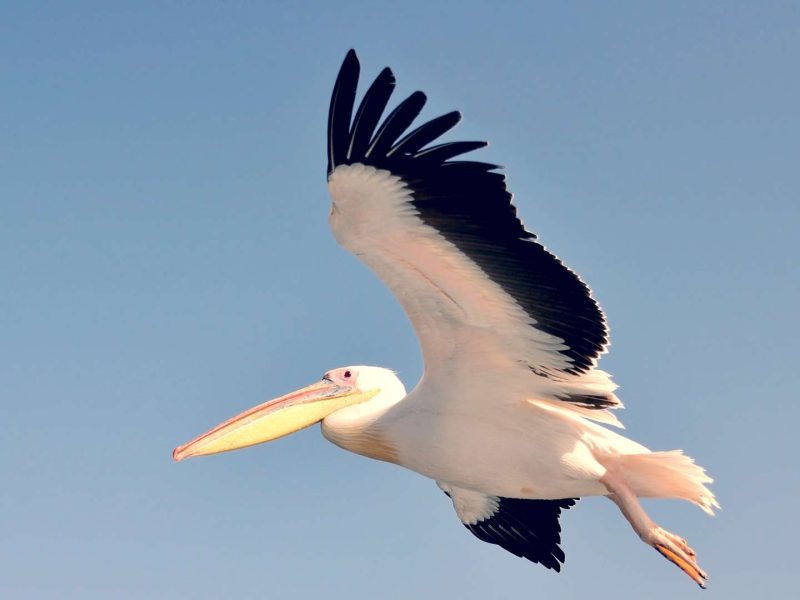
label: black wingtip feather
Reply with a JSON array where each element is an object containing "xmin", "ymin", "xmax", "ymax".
[
  {"xmin": 366, "ymin": 90, "xmax": 427, "ymax": 159},
  {"xmin": 327, "ymin": 53, "xmax": 488, "ymax": 177},
  {"xmin": 347, "ymin": 67, "xmax": 396, "ymax": 162},
  {"xmin": 389, "ymin": 111, "xmax": 463, "ymax": 157},
  {"xmin": 327, "ymin": 50, "xmax": 360, "ymax": 176},
  {"xmin": 414, "ymin": 141, "xmax": 488, "ymax": 162}
]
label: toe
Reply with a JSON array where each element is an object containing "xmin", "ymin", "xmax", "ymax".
[{"xmin": 655, "ymin": 543, "xmax": 708, "ymax": 588}]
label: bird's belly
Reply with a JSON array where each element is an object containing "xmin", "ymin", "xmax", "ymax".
[{"xmin": 390, "ymin": 409, "xmax": 610, "ymax": 499}]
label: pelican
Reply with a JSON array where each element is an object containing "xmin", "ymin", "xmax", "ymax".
[{"xmin": 174, "ymin": 50, "xmax": 718, "ymax": 587}]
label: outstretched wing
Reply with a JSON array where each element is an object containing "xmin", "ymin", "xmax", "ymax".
[
  {"xmin": 440, "ymin": 483, "xmax": 577, "ymax": 572},
  {"xmin": 326, "ymin": 50, "xmax": 620, "ymax": 415}
]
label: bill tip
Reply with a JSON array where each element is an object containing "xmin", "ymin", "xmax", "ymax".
[{"xmin": 172, "ymin": 446, "xmax": 186, "ymax": 462}]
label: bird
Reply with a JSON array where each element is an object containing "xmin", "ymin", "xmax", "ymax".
[{"xmin": 173, "ymin": 50, "xmax": 718, "ymax": 587}]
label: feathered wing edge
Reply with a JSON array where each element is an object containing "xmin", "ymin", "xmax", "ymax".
[
  {"xmin": 442, "ymin": 485, "xmax": 578, "ymax": 572},
  {"xmin": 326, "ymin": 50, "xmax": 613, "ymax": 391},
  {"xmin": 465, "ymin": 497, "xmax": 577, "ymax": 572}
]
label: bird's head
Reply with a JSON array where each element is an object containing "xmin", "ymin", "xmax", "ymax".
[{"xmin": 173, "ymin": 366, "xmax": 404, "ymax": 461}]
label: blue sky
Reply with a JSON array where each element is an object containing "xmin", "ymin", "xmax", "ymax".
[{"xmin": 2, "ymin": 2, "xmax": 798, "ymax": 598}]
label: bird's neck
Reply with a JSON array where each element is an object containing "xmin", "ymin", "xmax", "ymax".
[{"xmin": 320, "ymin": 388, "xmax": 405, "ymax": 465}]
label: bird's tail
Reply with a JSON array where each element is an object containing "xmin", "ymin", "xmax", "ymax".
[{"xmin": 619, "ymin": 450, "xmax": 720, "ymax": 515}]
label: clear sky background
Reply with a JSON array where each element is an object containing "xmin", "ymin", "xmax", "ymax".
[{"xmin": 2, "ymin": 2, "xmax": 798, "ymax": 598}]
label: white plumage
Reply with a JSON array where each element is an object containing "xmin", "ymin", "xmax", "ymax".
[{"xmin": 174, "ymin": 50, "xmax": 718, "ymax": 586}]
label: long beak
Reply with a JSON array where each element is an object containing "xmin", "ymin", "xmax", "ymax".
[{"xmin": 173, "ymin": 379, "xmax": 374, "ymax": 461}]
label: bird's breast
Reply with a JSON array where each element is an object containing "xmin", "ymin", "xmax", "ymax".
[{"xmin": 373, "ymin": 401, "xmax": 610, "ymax": 499}]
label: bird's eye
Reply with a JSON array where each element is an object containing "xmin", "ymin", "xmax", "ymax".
[{"xmin": 344, "ymin": 370, "xmax": 352, "ymax": 379}]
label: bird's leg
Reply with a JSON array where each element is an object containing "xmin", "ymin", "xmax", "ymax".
[{"xmin": 600, "ymin": 470, "xmax": 708, "ymax": 588}]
